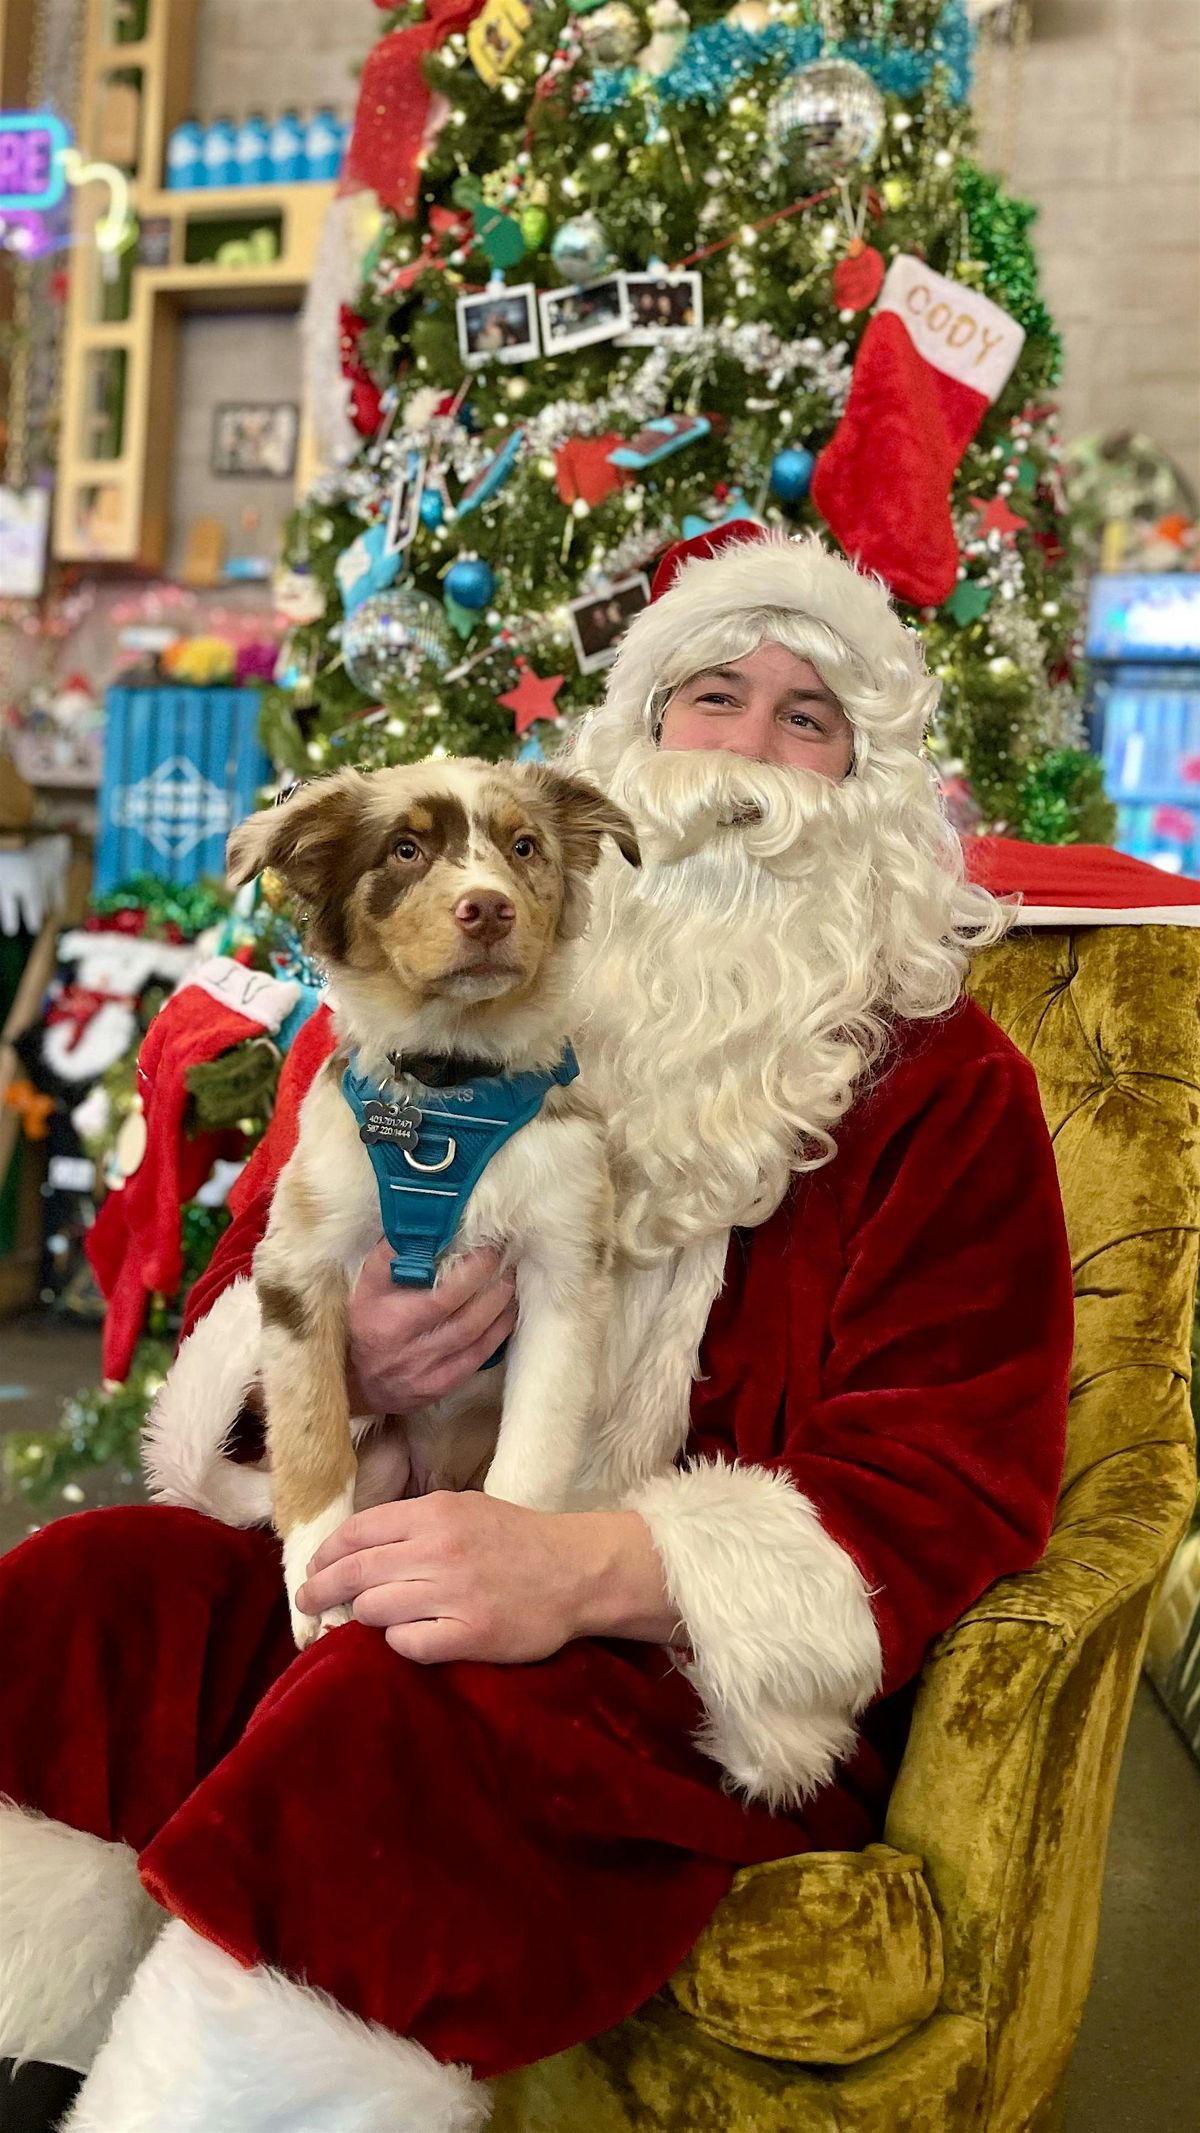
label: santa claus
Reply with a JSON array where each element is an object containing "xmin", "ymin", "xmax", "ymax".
[{"xmin": 0, "ymin": 529, "xmax": 1073, "ymax": 2133}]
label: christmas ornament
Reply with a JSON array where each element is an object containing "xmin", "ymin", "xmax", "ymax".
[
  {"xmin": 499, "ymin": 664, "xmax": 566, "ymax": 735},
  {"xmin": 519, "ymin": 204, "xmax": 549, "ymax": 251},
  {"xmin": 273, "ymin": 565, "xmax": 325, "ymax": 627},
  {"xmin": 555, "ymin": 434, "xmax": 628, "ymax": 507},
  {"xmin": 457, "ymin": 427, "xmax": 526, "ymax": 515},
  {"xmin": 338, "ymin": 304, "xmax": 384, "ymax": 437},
  {"xmin": 342, "ymin": 0, "xmax": 485, "ymax": 220},
  {"xmin": 420, "ymin": 488, "xmax": 446, "ymax": 529},
  {"xmin": 637, "ymin": 0, "xmax": 689, "ymax": 75},
  {"xmin": 609, "ymin": 413, "xmax": 711, "ymax": 469},
  {"xmin": 833, "ymin": 241, "xmax": 885, "ymax": 313},
  {"xmin": 811, "ymin": 254, "xmax": 1025, "ymax": 607},
  {"xmin": 765, "ymin": 59, "xmax": 885, "ymax": 179},
  {"xmin": 445, "ymin": 557, "xmax": 497, "ymax": 610},
  {"xmin": 451, "ymin": 174, "xmax": 527, "ymax": 272},
  {"xmin": 342, "ymin": 587, "xmax": 453, "ymax": 693},
  {"xmin": 971, "ymin": 493, "xmax": 1030, "ymax": 543},
  {"xmin": 335, "ymin": 522, "xmax": 402, "ymax": 614},
  {"xmin": 467, "ymin": 0, "xmax": 532, "ymax": 88},
  {"xmin": 769, "ymin": 447, "xmax": 815, "ymax": 504},
  {"xmin": 551, "ymin": 212, "xmax": 612, "ymax": 283},
  {"xmin": 945, "ymin": 579, "xmax": 994, "ymax": 626},
  {"xmin": 578, "ymin": 1, "xmax": 641, "ymax": 64},
  {"xmin": 681, "ymin": 493, "xmax": 764, "ymax": 539}
]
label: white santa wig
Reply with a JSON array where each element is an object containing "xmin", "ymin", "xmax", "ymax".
[{"xmin": 565, "ymin": 530, "xmax": 1009, "ymax": 1265}]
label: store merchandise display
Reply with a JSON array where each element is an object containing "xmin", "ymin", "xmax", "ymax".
[{"xmin": 165, "ymin": 107, "xmax": 350, "ymax": 191}]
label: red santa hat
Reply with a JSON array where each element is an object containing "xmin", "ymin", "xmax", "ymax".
[{"xmin": 571, "ymin": 527, "xmax": 937, "ymax": 793}]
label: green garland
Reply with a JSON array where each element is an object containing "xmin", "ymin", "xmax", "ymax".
[{"xmin": 3, "ymin": 1340, "xmax": 174, "ymax": 1506}]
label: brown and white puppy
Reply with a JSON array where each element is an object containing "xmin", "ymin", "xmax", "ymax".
[{"xmin": 225, "ymin": 757, "xmax": 640, "ymax": 1646}]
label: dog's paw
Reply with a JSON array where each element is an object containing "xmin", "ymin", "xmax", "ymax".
[{"xmin": 291, "ymin": 1599, "xmax": 354, "ymax": 1650}]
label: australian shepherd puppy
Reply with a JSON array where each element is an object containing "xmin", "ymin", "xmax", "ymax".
[{"xmin": 226, "ymin": 757, "xmax": 640, "ymax": 1645}]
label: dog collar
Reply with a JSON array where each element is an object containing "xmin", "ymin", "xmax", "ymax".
[
  {"xmin": 386, "ymin": 1047, "xmax": 508, "ymax": 1090},
  {"xmin": 342, "ymin": 1043, "xmax": 580, "ymax": 1369}
]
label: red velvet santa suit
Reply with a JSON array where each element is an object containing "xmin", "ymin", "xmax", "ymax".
[{"xmin": 0, "ymin": 990, "xmax": 1071, "ymax": 2107}]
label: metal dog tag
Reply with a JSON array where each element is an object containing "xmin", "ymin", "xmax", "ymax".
[{"xmin": 359, "ymin": 1100, "xmax": 422, "ymax": 1151}]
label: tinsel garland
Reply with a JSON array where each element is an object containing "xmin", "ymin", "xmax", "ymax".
[
  {"xmin": 1017, "ymin": 749, "xmax": 1113, "ymax": 846},
  {"xmin": 956, "ymin": 164, "xmax": 1062, "ymax": 379},
  {"xmin": 584, "ymin": 3, "xmax": 973, "ymax": 118}
]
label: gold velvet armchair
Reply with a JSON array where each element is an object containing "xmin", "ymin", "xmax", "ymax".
[{"xmin": 493, "ymin": 922, "xmax": 1200, "ymax": 2133}]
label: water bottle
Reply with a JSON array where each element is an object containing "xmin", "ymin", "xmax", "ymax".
[
  {"xmin": 165, "ymin": 116, "xmax": 203, "ymax": 191},
  {"xmin": 267, "ymin": 108, "xmax": 305, "ymax": 185},
  {"xmin": 234, "ymin": 111, "xmax": 270, "ymax": 188},
  {"xmin": 200, "ymin": 115, "xmax": 237, "ymax": 189},
  {"xmin": 304, "ymin": 105, "xmax": 342, "ymax": 182}
]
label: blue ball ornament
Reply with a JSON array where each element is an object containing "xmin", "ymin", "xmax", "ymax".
[
  {"xmin": 445, "ymin": 557, "xmax": 496, "ymax": 610},
  {"xmin": 419, "ymin": 488, "xmax": 445, "ymax": 529},
  {"xmin": 769, "ymin": 447, "xmax": 815, "ymax": 504}
]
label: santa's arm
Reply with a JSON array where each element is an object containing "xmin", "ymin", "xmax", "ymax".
[
  {"xmin": 141, "ymin": 1008, "xmax": 338, "ymax": 1523},
  {"xmin": 624, "ymin": 1051, "xmax": 1074, "ymax": 1809}
]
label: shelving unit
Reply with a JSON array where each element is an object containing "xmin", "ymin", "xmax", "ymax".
[{"xmin": 54, "ymin": 0, "xmax": 334, "ymax": 568}]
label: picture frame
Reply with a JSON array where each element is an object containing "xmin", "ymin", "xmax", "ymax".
[
  {"xmin": 617, "ymin": 270, "xmax": 703, "ymax": 345},
  {"xmin": 457, "ymin": 285, "xmax": 540, "ymax": 368},
  {"xmin": 568, "ymin": 572, "xmax": 652, "ymax": 675},
  {"xmin": 538, "ymin": 274, "xmax": 631, "ymax": 356},
  {"xmin": 211, "ymin": 403, "xmax": 299, "ymax": 479}
]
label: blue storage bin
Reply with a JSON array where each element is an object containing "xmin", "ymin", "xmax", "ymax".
[{"xmin": 95, "ymin": 687, "xmax": 271, "ymax": 893}]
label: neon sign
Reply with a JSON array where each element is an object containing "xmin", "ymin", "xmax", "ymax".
[
  {"xmin": 0, "ymin": 110, "xmax": 70, "ymax": 209},
  {"xmin": 0, "ymin": 111, "xmax": 131, "ymax": 258}
]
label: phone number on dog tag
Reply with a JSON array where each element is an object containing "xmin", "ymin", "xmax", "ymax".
[{"xmin": 359, "ymin": 1101, "xmax": 423, "ymax": 1150}]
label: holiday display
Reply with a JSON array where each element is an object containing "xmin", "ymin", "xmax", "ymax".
[{"xmin": 264, "ymin": 0, "xmax": 1106, "ymax": 840}]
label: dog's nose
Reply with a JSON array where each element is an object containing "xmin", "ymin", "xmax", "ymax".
[{"xmin": 454, "ymin": 891, "xmax": 515, "ymax": 943}]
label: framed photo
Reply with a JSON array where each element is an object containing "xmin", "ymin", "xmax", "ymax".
[
  {"xmin": 538, "ymin": 274, "xmax": 631, "ymax": 356},
  {"xmin": 568, "ymin": 573, "xmax": 652, "ymax": 675},
  {"xmin": 618, "ymin": 271, "xmax": 703, "ymax": 345},
  {"xmin": 457, "ymin": 285, "xmax": 540, "ymax": 368},
  {"xmin": 211, "ymin": 403, "xmax": 299, "ymax": 479}
]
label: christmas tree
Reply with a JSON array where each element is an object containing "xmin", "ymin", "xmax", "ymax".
[{"xmin": 267, "ymin": 0, "xmax": 1111, "ymax": 843}]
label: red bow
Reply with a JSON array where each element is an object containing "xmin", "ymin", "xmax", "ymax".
[
  {"xmin": 341, "ymin": 0, "xmax": 491, "ymax": 222},
  {"xmin": 46, "ymin": 984, "xmax": 135, "ymax": 1051},
  {"xmin": 390, "ymin": 206, "xmax": 474, "ymax": 293}
]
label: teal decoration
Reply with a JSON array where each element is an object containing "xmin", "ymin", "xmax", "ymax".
[
  {"xmin": 517, "ymin": 732, "xmax": 546, "ymax": 761},
  {"xmin": 769, "ymin": 447, "xmax": 815, "ymax": 503},
  {"xmin": 335, "ymin": 522, "xmax": 402, "ymax": 614},
  {"xmin": 420, "ymin": 489, "xmax": 446, "ymax": 529},
  {"xmin": 682, "ymin": 493, "xmax": 765, "ymax": 540},
  {"xmin": 945, "ymin": 579, "xmax": 995, "ymax": 625},
  {"xmin": 445, "ymin": 557, "xmax": 496, "ymax": 609},
  {"xmin": 444, "ymin": 592, "xmax": 479, "ymax": 640}
]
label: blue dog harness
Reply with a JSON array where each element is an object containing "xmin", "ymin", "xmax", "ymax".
[{"xmin": 342, "ymin": 1044, "xmax": 580, "ymax": 1370}]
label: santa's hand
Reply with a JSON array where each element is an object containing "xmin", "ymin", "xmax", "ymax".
[
  {"xmin": 293, "ymin": 1492, "xmax": 676, "ymax": 1662},
  {"xmin": 346, "ymin": 1241, "xmax": 517, "ymax": 1413}
]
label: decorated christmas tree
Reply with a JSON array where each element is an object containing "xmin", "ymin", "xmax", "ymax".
[{"xmin": 267, "ymin": 0, "xmax": 1111, "ymax": 842}]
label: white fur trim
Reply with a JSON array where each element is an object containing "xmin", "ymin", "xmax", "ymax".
[
  {"xmin": 875, "ymin": 254, "xmax": 1025, "ymax": 402},
  {"xmin": 142, "ymin": 1278, "xmax": 273, "ymax": 1527},
  {"xmin": 1009, "ymin": 901, "xmax": 1200, "ymax": 928},
  {"xmin": 62, "ymin": 1919, "xmax": 490, "ymax": 2133},
  {"xmin": 0, "ymin": 1802, "xmax": 164, "ymax": 2074},
  {"xmin": 184, "ymin": 956, "xmax": 302, "ymax": 1034},
  {"xmin": 626, "ymin": 1460, "xmax": 883, "ymax": 1810}
]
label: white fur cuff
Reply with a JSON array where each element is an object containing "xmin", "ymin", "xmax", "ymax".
[
  {"xmin": 626, "ymin": 1460, "xmax": 883, "ymax": 1810},
  {"xmin": 142, "ymin": 1277, "xmax": 273, "ymax": 1527},
  {"xmin": 0, "ymin": 1802, "xmax": 164, "ymax": 2073},
  {"xmin": 63, "ymin": 1920, "xmax": 490, "ymax": 2133}
]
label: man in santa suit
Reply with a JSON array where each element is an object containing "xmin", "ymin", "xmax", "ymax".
[{"xmin": 0, "ymin": 530, "xmax": 1073, "ymax": 2132}]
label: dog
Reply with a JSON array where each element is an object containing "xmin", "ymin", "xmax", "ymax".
[{"xmin": 225, "ymin": 757, "xmax": 640, "ymax": 1646}]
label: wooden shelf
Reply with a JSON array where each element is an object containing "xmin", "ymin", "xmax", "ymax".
[{"xmin": 54, "ymin": 0, "xmax": 331, "ymax": 569}]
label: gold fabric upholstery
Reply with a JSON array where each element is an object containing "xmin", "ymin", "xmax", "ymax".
[{"xmin": 492, "ymin": 926, "xmax": 1199, "ymax": 2133}]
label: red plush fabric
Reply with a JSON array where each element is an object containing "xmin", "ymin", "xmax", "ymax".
[
  {"xmin": 0, "ymin": 1507, "xmax": 882, "ymax": 2079},
  {"xmin": 964, "ymin": 833, "xmax": 1200, "ymax": 913},
  {"xmin": 812, "ymin": 309, "xmax": 989, "ymax": 606},
  {"xmin": 689, "ymin": 1000, "xmax": 1074, "ymax": 1695},
  {"xmin": 341, "ymin": 0, "xmax": 489, "ymax": 221}
]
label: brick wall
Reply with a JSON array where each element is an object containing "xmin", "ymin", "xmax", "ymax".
[{"xmin": 1005, "ymin": 0, "xmax": 1200, "ymax": 491}]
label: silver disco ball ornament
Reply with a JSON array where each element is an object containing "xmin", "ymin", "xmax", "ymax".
[
  {"xmin": 550, "ymin": 211, "xmax": 613, "ymax": 284},
  {"xmin": 765, "ymin": 58, "xmax": 886, "ymax": 178},
  {"xmin": 578, "ymin": 1, "xmax": 642, "ymax": 65},
  {"xmin": 341, "ymin": 587, "xmax": 452, "ymax": 696}
]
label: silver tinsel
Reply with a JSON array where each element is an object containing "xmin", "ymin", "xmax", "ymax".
[
  {"xmin": 341, "ymin": 587, "xmax": 453, "ymax": 694},
  {"xmin": 765, "ymin": 58, "xmax": 886, "ymax": 179}
]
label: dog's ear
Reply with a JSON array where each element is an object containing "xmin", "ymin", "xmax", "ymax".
[
  {"xmin": 527, "ymin": 766, "xmax": 641, "ymax": 871},
  {"xmin": 226, "ymin": 774, "xmax": 373, "ymax": 957}
]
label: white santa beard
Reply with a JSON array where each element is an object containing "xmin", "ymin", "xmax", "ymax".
[{"xmin": 575, "ymin": 743, "xmax": 887, "ymax": 1266}]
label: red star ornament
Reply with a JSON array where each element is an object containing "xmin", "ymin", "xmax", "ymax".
[
  {"xmin": 555, "ymin": 435, "xmax": 628, "ymax": 508},
  {"xmin": 499, "ymin": 666, "xmax": 565, "ymax": 735},
  {"xmin": 970, "ymin": 493, "xmax": 1029, "ymax": 542}
]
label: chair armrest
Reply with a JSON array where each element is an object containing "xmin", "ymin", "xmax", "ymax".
[{"xmin": 884, "ymin": 1438, "xmax": 1194, "ymax": 2034}]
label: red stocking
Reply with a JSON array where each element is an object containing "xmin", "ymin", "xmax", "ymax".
[{"xmin": 812, "ymin": 255, "xmax": 1025, "ymax": 607}]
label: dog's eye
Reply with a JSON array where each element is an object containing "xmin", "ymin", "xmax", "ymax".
[
  {"xmin": 393, "ymin": 839, "xmax": 421, "ymax": 863},
  {"xmin": 512, "ymin": 835, "xmax": 537, "ymax": 860}
]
